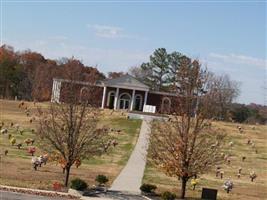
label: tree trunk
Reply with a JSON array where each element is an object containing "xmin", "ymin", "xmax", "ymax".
[
  {"xmin": 64, "ymin": 166, "xmax": 71, "ymax": 187},
  {"xmin": 180, "ymin": 177, "xmax": 187, "ymax": 199}
]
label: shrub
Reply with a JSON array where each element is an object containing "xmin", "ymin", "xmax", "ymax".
[
  {"xmin": 140, "ymin": 183, "xmax": 157, "ymax": 193},
  {"xmin": 95, "ymin": 175, "xmax": 109, "ymax": 186},
  {"xmin": 161, "ymin": 191, "xmax": 176, "ymax": 200},
  {"xmin": 70, "ymin": 178, "xmax": 88, "ymax": 191}
]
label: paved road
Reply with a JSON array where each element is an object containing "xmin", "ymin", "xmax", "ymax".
[
  {"xmin": 82, "ymin": 190, "xmax": 148, "ymax": 200},
  {"xmin": 110, "ymin": 116, "xmax": 152, "ymax": 194},
  {"xmin": 103, "ymin": 191, "xmax": 148, "ymax": 200},
  {"xmin": 0, "ymin": 191, "xmax": 73, "ymax": 200}
]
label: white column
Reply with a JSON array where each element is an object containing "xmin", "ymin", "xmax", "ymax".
[
  {"xmin": 114, "ymin": 87, "xmax": 119, "ymax": 110},
  {"xmin": 51, "ymin": 80, "xmax": 56, "ymax": 102},
  {"xmin": 51, "ymin": 80, "xmax": 61, "ymax": 103},
  {"xmin": 101, "ymin": 86, "xmax": 107, "ymax": 109},
  {"xmin": 56, "ymin": 81, "xmax": 62, "ymax": 103},
  {"xmin": 142, "ymin": 91, "xmax": 148, "ymax": 112},
  {"xmin": 130, "ymin": 90, "xmax": 135, "ymax": 111}
]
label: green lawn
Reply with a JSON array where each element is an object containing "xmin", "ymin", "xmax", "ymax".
[{"xmin": 0, "ymin": 100, "xmax": 141, "ymax": 190}]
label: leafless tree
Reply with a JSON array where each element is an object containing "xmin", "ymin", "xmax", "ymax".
[
  {"xmin": 128, "ymin": 65, "xmax": 153, "ymax": 83},
  {"xmin": 148, "ymin": 58, "xmax": 226, "ymax": 199},
  {"xmin": 36, "ymin": 62, "xmax": 115, "ymax": 186},
  {"xmin": 107, "ymin": 71, "xmax": 125, "ymax": 79},
  {"xmin": 208, "ymin": 73, "xmax": 240, "ymax": 120}
]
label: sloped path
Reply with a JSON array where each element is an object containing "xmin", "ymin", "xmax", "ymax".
[{"xmin": 110, "ymin": 116, "xmax": 152, "ymax": 194}]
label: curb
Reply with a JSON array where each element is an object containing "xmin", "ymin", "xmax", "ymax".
[
  {"xmin": 0, "ymin": 184, "xmax": 78, "ymax": 199},
  {"xmin": 107, "ymin": 189, "xmax": 141, "ymax": 195},
  {"xmin": 68, "ymin": 188, "xmax": 84, "ymax": 198},
  {"xmin": 141, "ymin": 195, "xmax": 153, "ymax": 200}
]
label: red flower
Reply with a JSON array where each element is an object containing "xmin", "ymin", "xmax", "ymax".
[{"xmin": 53, "ymin": 182, "xmax": 62, "ymax": 191}]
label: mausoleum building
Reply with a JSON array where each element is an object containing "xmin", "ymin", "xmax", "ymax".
[{"xmin": 51, "ymin": 74, "xmax": 177, "ymax": 114}]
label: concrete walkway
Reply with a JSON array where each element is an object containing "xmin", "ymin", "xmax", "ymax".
[{"xmin": 110, "ymin": 116, "xmax": 152, "ymax": 194}]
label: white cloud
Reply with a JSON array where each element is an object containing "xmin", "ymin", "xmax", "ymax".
[
  {"xmin": 48, "ymin": 35, "xmax": 68, "ymax": 41},
  {"xmin": 87, "ymin": 24, "xmax": 143, "ymax": 40},
  {"xmin": 87, "ymin": 24, "xmax": 123, "ymax": 38},
  {"xmin": 209, "ymin": 53, "xmax": 267, "ymax": 68}
]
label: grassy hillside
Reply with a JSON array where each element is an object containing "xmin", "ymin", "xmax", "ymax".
[
  {"xmin": 0, "ymin": 100, "xmax": 141, "ymax": 190},
  {"xmin": 143, "ymin": 121, "xmax": 267, "ymax": 200}
]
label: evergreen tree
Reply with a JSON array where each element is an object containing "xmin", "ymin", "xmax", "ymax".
[
  {"xmin": 167, "ymin": 51, "xmax": 186, "ymax": 90},
  {"xmin": 138, "ymin": 49, "xmax": 187, "ymax": 91},
  {"xmin": 141, "ymin": 48, "xmax": 169, "ymax": 91}
]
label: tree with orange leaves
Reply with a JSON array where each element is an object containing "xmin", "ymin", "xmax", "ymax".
[{"xmin": 148, "ymin": 56, "xmax": 225, "ymax": 199}]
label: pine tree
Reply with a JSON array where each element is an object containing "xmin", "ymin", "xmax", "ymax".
[
  {"xmin": 167, "ymin": 51, "xmax": 189, "ymax": 91},
  {"xmin": 141, "ymin": 48, "xmax": 169, "ymax": 91}
]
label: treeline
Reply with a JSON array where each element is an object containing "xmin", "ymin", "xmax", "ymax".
[
  {"xmin": 109, "ymin": 48, "xmax": 267, "ymax": 125},
  {"xmin": 1, "ymin": 45, "xmax": 266, "ymax": 124},
  {"xmin": 0, "ymin": 45, "xmax": 105, "ymax": 101},
  {"xmin": 229, "ymin": 103, "xmax": 267, "ymax": 124}
]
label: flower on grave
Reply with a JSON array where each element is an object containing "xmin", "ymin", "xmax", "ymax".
[
  {"xmin": 10, "ymin": 137, "xmax": 16, "ymax": 146},
  {"xmin": 75, "ymin": 159, "xmax": 81, "ymax": 168},
  {"xmin": 24, "ymin": 138, "xmax": 34, "ymax": 146},
  {"xmin": 19, "ymin": 130, "xmax": 24, "ymax": 135},
  {"xmin": 191, "ymin": 178, "xmax": 199, "ymax": 190},
  {"xmin": 191, "ymin": 178, "xmax": 198, "ymax": 186},
  {"xmin": 8, "ymin": 134, "xmax": 12, "ymax": 140},
  {"xmin": 249, "ymin": 171, "xmax": 257, "ymax": 182},
  {"xmin": 223, "ymin": 179, "xmax": 234, "ymax": 193},
  {"xmin": 28, "ymin": 146, "xmax": 36, "ymax": 156},
  {"xmin": 53, "ymin": 182, "xmax": 63, "ymax": 191},
  {"xmin": 17, "ymin": 143, "xmax": 22, "ymax": 149}
]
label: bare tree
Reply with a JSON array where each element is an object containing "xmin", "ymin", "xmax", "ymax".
[
  {"xmin": 148, "ymin": 58, "xmax": 225, "ymax": 199},
  {"xmin": 36, "ymin": 61, "xmax": 115, "ymax": 186},
  {"xmin": 107, "ymin": 71, "xmax": 125, "ymax": 79},
  {"xmin": 208, "ymin": 73, "xmax": 240, "ymax": 120},
  {"xmin": 128, "ymin": 65, "xmax": 152, "ymax": 83}
]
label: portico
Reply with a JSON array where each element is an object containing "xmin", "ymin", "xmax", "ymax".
[{"xmin": 100, "ymin": 75, "xmax": 149, "ymax": 112}]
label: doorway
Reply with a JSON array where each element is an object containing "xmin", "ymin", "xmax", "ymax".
[
  {"xmin": 107, "ymin": 91, "xmax": 115, "ymax": 109},
  {"xmin": 119, "ymin": 93, "xmax": 131, "ymax": 110}
]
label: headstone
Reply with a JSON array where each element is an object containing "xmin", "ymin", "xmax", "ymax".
[{"xmin": 201, "ymin": 188, "xmax": 217, "ymax": 200}]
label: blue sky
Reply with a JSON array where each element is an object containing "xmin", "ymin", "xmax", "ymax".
[{"xmin": 1, "ymin": 0, "xmax": 266, "ymax": 105}]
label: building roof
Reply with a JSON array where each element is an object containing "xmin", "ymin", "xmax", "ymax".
[{"xmin": 102, "ymin": 74, "xmax": 150, "ymax": 91}]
